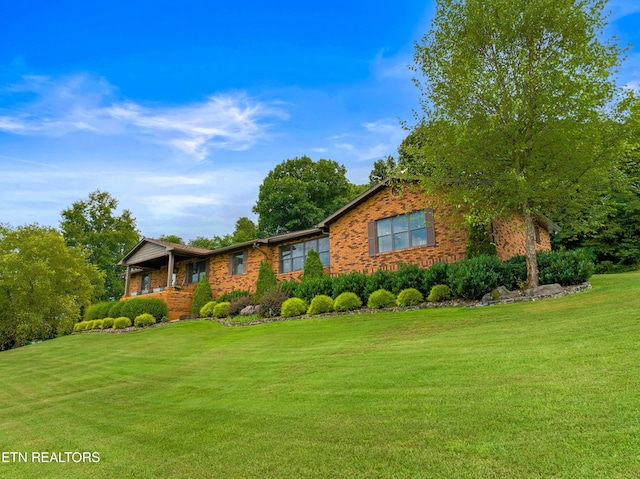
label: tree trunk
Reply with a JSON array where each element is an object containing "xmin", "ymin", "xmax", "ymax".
[{"xmin": 522, "ymin": 205, "xmax": 540, "ymax": 290}]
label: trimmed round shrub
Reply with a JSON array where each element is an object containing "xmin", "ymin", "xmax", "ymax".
[
  {"xmin": 121, "ymin": 297, "xmax": 168, "ymax": 321},
  {"xmin": 212, "ymin": 302, "xmax": 231, "ymax": 318},
  {"xmin": 307, "ymin": 295, "xmax": 334, "ymax": 315},
  {"xmin": 396, "ymin": 288, "xmax": 424, "ymax": 307},
  {"xmin": 259, "ymin": 286, "xmax": 290, "ymax": 318},
  {"xmin": 334, "ymin": 292, "xmax": 363, "ymax": 312},
  {"xmin": 85, "ymin": 320, "xmax": 96, "ymax": 330},
  {"xmin": 538, "ymin": 249, "xmax": 595, "ymax": 286},
  {"xmin": 367, "ymin": 289, "xmax": 397, "ymax": 309},
  {"xmin": 281, "ymin": 298, "xmax": 308, "ymax": 318},
  {"xmin": 199, "ymin": 301, "xmax": 218, "ymax": 318},
  {"xmin": 113, "ymin": 317, "xmax": 132, "ymax": 329},
  {"xmin": 73, "ymin": 322, "xmax": 86, "ymax": 332},
  {"xmin": 93, "ymin": 319, "xmax": 104, "ymax": 330},
  {"xmin": 134, "ymin": 313, "xmax": 156, "ymax": 328},
  {"xmin": 102, "ymin": 317, "xmax": 115, "ymax": 329},
  {"xmin": 427, "ymin": 284, "xmax": 452, "ymax": 302}
]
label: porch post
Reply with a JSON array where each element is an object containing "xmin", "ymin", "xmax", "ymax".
[
  {"xmin": 167, "ymin": 251, "xmax": 175, "ymax": 289},
  {"xmin": 124, "ymin": 265, "xmax": 131, "ymax": 297}
]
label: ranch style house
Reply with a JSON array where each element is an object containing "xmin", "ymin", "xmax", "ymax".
[{"xmin": 117, "ymin": 182, "xmax": 554, "ymax": 319}]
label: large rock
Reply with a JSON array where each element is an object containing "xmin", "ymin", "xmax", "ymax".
[
  {"xmin": 523, "ymin": 283, "xmax": 564, "ymax": 297},
  {"xmin": 240, "ymin": 304, "xmax": 260, "ymax": 316},
  {"xmin": 482, "ymin": 286, "xmax": 521, "ymax": 303}
]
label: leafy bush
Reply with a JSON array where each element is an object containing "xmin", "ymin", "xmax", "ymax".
[
  {"xmin": 281, "ymin": 298, "xmax": 308, "ymax": 318},
  {"xmin": 121, "ymin": 297, "xmax": 168, "ymax": 321},
  {"xmin": 392, "ymin": 263, "xmax": 427, "ymax": 295},
  {"xmin": 228, "ymin": 296, "xmax": 253, "ymax": 317},
  {"xmin": 191, "ymin": 276, "xmax": 213, "ymax": 315},
  {"xmin": 108, "ymin": 301, "xmax": 125, "ymax": 319},
  {"xmin": 396, "ymin": 288, "xmax": 424, "ymax": 307},
  {"xmin": 364, "ymin": 269, "xmax": 395, "ymax": 298},
  {"xmin": 294, "ymin": 275, "xmax": 333, "ymax": 302},
  {"xmin": 212, "ymin": 302, "xmax": 231, "ymax": 318},
  {"xmin": 73, "ymin": 321, "xmax": 88, "ymax": 332},
  {"xmin": 334, "ymin": 292, "xmax": 363, "ymax": 312},
  {"xmin": 102, "ymin": 317, "xmax": 115, "ymax": 329},
  {"xmin": 255, "ymin": 261, "xmax": 278, "ymax": 301},
  {"xmin": 307, "ymin": 295, "xmax": 334, "ymax": 315},
  {"xmin": 422, "ymin": 262, "xmax": 450, "ymax": 295},
  {"xmin": 199, "ymin": 301, "xmax": 218, "ymax": 318},
  {"xmin": 113, "ymin": 317, "xmax": 132, "ymax": 329},
  {"xmin": 277, "ymin": 279, "xmax": 300, "ymax": 298},
  {"xmin": 258, "ymin": 286, "xmax": 290, "ymax": 318},
  {"xmin": 465, "ymin": 222, "xmax": 497, "ymax": 258},
  {"xmin": 367, "ymin": 289, "xmax": 397, "ymax": 309},
  {"xmin": 93, "ymin": 319, "xmax": 104, "ymax": 330},
  {"xmin": 302, "ymin": 249, "xmax": 325, "ymax": 280},
  {"xmin": 86, "ymin": 302, "xmax": 114, "ymax": 321},
  {"xmin": 447, "ymin": 255, "xmax": 503, "ymax": 300},
  {"xmin": 427, "ymin": 284, "xmax": 452, "ymax": 302},
  {"xmin": 85, "ymin": 320, "xmax": 96, "ymax": 330},
  {"xmin": 538, "ymin": 249, "xmax": 595, "ymax": 286},
  {"xmin": 331, "ymin": 272, "xmax": 368, "ymax": 302},
  {"xmin": 134, "ymin": 313, "xmax": 156, "ymax": 328},
  {"xmin": 218, "ymin": 289, "xmax": 253, "ymax": 303},
  {"xmin": 500, "ymin": 255, "xmax": 528, "ymax": 290}
]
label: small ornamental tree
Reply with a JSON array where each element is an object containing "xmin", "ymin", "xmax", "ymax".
[
  {"xmin": 191, "ymin": 276, "xmax": 213, "ymax": 315},
  {"xmin": 255, "ymin": 261, "xmax": 277, "ymax": 301},
  {"xmin": 302, "ymin": 250, "xmax": 325, "ymax": 280}
]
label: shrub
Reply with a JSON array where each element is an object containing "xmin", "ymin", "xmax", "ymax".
[
  {"xmin": 538, "ymin": 249, "xmax": 595, "ymax": 286},
  {"xmin": 281, "ymin": 298, "xmax": 308, "ymax": 318},
  {"xmin": 427, "ymin": 284, "xmax": 452, "ymax": 302},
  {"xmin": 212, "ymin": 302, "xmax": 231, "ymax": 318},
  {"xmin": 302, "ymin": 249, "xmax": 325, "ymax": 280},
  {"xmin": 295, "ymin": 275, "xmax": 333, "ymax": 303},
  {"xmin": 134, "ymin": 313, "xmax": 156, "ymax": 328},
  {"xmin": 334, "ymin": 292, "xmax": 363, "ymax": 312},
  {"xmin": 73, "ymin": 322, "xmax": 87, "ymax": 332},
  {"xmin": 465, "ymin": 222, "xmax": 497, "ymax": 258},
  {"xmin": 367, "ymin": 289, "xmax": 397, "ymax": 309},
  {"xmin": 102, "ymin": 317, "xmax": 115, "ymax": 329},
  {"xmin": 191, "ymin": 276, "xmax": 213, "ymax": 315},
  {"xmin": 113, "ymin": 317, "xmax": 132, "ymax": 329},
  {"xmin": 422, "ymin": 262, "xmax": 450, "ymax": 294},
  {"xmin": 501, "ymin": 255, "xmax": 528, "ymax": 290},
  {"xmin": 93, "ymin": 319, "xmax": 104, "ymax": 330},
  {"xmin": 392, "ymin": 263, "xmax": 427, "ymax": 295},
  {"xmin": 108, "ymin": 301, "xmax": 125, "ymax": 319},
  {"xmin": 86, "ymin": 302, "xmax": 113, "ymax": 321},
  {"xmin": 85, "ymin": 320, "xmax": 96, "ymax": 330},
  {"xmin": 200, "ymin": 301, "xmax": 218, "ymax": 318},
  {"xmin": 218, "ymin": 289, "xmax": 253, "ymax": 303},
  {"xmin": 258, "ymin": 285, "xmax": 290, "ymax": 318},
  {"xmin": 255, "ymin": 261, "xmax": 277, "ymax": 301},
  {"xmin": 364, "ymin": 269, "xmax": 395, "ymax": 298},
  {"xmin": 396, "ymin": 288, "xmax": 424, "ymax": 307},
  {"xmin": 307, "ymin": 295, "xmax": 334, "ymax": 315},
  {"xmin": 121, "ymin": 297, "xmax": 168, "ymax": 321},
  {"xmin": 278, "ymin": 279, "xmax": 300, "ymax": 298},
  {"xmin": 228, "ymin": 296, "xmax": 253, "ymax": 317},
  {"xmin": 331, "ymin": 272, "xmax": 368, "ymax": 302},
  {"xmin": 447, "ymin": 255, "xmax": 503, "ymax": 300}
]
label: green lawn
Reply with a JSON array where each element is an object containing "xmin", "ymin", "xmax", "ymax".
[{"xmin": 1, "ymin": 272, "xmax": 639, "ymax": 478}]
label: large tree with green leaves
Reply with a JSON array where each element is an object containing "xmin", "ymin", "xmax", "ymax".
[
  {"xmin": 60, "ymin": 190, "xmax": 140, "ymax": 300},
  {"xmin": 408, "ymin": 0, "xmax": 629, "ymax": 288},
  {"xmin": 253, "ymin": 156, "xmax": 354, "ymax": 237},
  {"xmin": 0, "ymin": 224, "xmax": 103, "ymax": 350}
]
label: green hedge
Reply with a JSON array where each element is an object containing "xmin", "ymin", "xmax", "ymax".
[
  {"xmin": 447, "ymin": 255, "xmax": 503, "ymax": 300},
  {"xmin": 121, "ymin": 297, "xmax": 168, "ymax": 321}
]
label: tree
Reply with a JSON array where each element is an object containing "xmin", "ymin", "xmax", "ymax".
[
  {"xmin": 60, "ymin": 190, "xmax": 140, "ymax": 300},
  {"xmin": 369, "ymin": 156, "xmax": 397, "ymax": 184},
  {"xmin": 158, "ymin": 235, "xmax": 184, "ymax": 244},
  {"xmin": 409, "ymin": 0, "xmax": 626, "ymax": 288},
  {"xmin": 189, "ymin": 235, "xmax": 233, "ymax": 250},
  {"xmin": 0, "ymin": 224, "xmax": 103, "ymax": 350},
  {"xmin": 231, "ymin": 217, "xmax": 259, "ymax": 243},
  {"xmin": 253, "ymin": 156, "xmax": 354, "ymax": 237}
]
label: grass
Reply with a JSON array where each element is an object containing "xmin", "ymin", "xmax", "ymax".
[{"xmin": 0, "ymin": 272, "xmax": 639, "ymax": 478}]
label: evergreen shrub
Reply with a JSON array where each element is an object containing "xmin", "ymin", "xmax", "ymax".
[
  {"xmin": 121, "ymin": 297, "xmax": 168, "ymax": 321},
  {"xmin": 212, "ymin": 302, "xmax": 231, "ymax": 318},
  {"xmin": 281, "ymin": 298, "xmax": 308, "ymax": 318},
  {"xmin": 218, "ymin": 289, "xmax": 252, "ymax": 303},
  {"xmin": 538, "ymin": 249, "xmax": 595, "ymax": 286},
  {"xmin": 134, "ymin": 313, "xmax": 156, "ymax": 328},
  {"xmin": 396, "ymin": 288, "xmax": 424, "ymax": 307},
  {"xmin": 113, "ymin": 317, "xmax": 132, "ymax": 329},
  {"xmin": 427, "ymin": 284, "xmax": 452, "ymax": 302},
  {"xmin": 331, "ymin": 272, "xmax": 368, "ymax": 302},
  {"xmin": 102, "ymin": 318, "xmax": 115, "ymax": 329},
  {"xmin": 93, "ymin": 319, "xmax": 104, "ymax": 330},
  {"xmin": 393, "ymin": 263, "xmax": 427, "ymax": 295},
  {"xmin": 447, "ymin": 255, "xmax": 502, "ymax": 300},
  {"xmin": 302, "ymin": 250, "xmax": 325, "ymax": 280},
  {"xmin": 307, "ymin": 295, "xmax": 334, "ymax": 315},
  {"xmin": 255, "ymin": 261, "xmax": 278, "ymax": 301},
  {"xmin": 295, "ymin": 276, "xmax": 333, "ymax": 302},
  {"xmin": 199, "ymin": 301, "xmax": 217, "ymax": 318},
  {"xmin": 364, "ymin": 270, "xmax": 394, "ymax": 298},
  {"xmin": 191, "ymin": 277, "xmax": 213, "ymax": 315},
  {"xmin": 333, "ymin": 292, "xmax": 362, "ymax": 312},
  {"xmin": 422, "ymin": 262, "xmax": 450, "ymax": 295},
  {"xmin": 367, "ymin": 289, "xmax": 397, "ymax": 309},
  {"xmin": 108, "ymin": 301, "xmax": 125, "ymax": 319}
]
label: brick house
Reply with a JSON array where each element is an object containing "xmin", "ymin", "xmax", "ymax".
[{"xmin": 118, "ymin": 182, "xmax": 553, "ymax": 319}]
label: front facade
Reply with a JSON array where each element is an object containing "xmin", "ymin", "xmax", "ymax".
[{"xmin": 118, "ymin": 183, "xmax": 552, "ymax": 319}]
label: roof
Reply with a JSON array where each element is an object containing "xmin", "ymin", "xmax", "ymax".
[
  {"xmin": 117, "ymin": 237, "xmax": 213, "ymax": 267},
  {"xmin": 316, "ymin": 183, "xmax": 386, "ymax": 228}
]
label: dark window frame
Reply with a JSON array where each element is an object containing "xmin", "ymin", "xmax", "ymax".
[
  {"xmin": 279, "ymin": 236, "xmax": 330, "ymax": 274},
  {"xmin": 368, "ymin": 208, "xmax": 436, "ymax": 256}
]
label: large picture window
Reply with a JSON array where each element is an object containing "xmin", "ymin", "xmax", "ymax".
[
  {"xmin": 369, "ymin": 209, "xmax": 435, "ymax": 255},
  {"xmin": 279, "ymin": 237, "xmax": 330, "ymax": 273}
]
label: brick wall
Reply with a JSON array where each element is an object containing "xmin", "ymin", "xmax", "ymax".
[{"xmin": 492, "ymin": 217, "xmax": 552, "ymax": 261}]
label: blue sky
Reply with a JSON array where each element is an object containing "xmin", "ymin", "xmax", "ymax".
[{"xmin": 1, "ymin": 1, "xmax": 638, "ymax": 242}]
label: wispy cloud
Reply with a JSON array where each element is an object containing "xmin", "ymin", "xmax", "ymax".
[
  {"xmin": 332, "ymin": 119, "xmax": 405, "ymax": 163},
  {"xmin": 0, "ymin": 73, "xmax": 288, "ymax": 160}
]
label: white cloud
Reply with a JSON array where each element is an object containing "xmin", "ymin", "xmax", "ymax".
[
  {"xmin": 330, "ymin": 118, "xmax": 405, "ymax": 163},
  {"xmin": 0, "ymin": 73, "xmax": 288, "ymax": 160}
]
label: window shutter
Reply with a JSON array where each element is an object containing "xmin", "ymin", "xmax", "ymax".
[
  {"xmin": 137, "ymin": 274, "xmax": 142, "ymax": 293},
  {"xmin": 425, "ymin": 208, "xmax": 436, "ymax": 246},
  {"xmin": 205, "ymin": 259, "xmax": 210, "ymax": 276},
  {"xmin": 227, "ymin": 255, "xmax": 233, "ymax": 277},
  {"xmin": 186, "ymin": 263, "xmax": 192, "ymax": 284},
  {"xmin": 367, "ymin": 220, "xmax": 377, "ymax": 256},
  {"xmin": 243, "ymin": 250, "xmax": 248, "ymax": 274}
]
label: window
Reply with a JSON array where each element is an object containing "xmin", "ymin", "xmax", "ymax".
[
  {"xmin": 229, "ymin": 251, "xmax": 247, "ymax": 276},
  {"xmin": 189, "ymin": 260, "xmax": 208, "ymax": 283},
  {"xmin": 369, "ymin": 209, "xmax": 435, "ymax": 256},
  {"xmin": 280, "ymin": 236, "xmax": 330, "ymax": 273},
  {"xmin": 141, "ymin": 273, "xmax": 151, "ymax": 292}
]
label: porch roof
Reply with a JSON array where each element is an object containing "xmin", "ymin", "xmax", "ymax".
[{"xmin": 117, "ymin": 238, "xmax": 212, "ymax": 270}]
